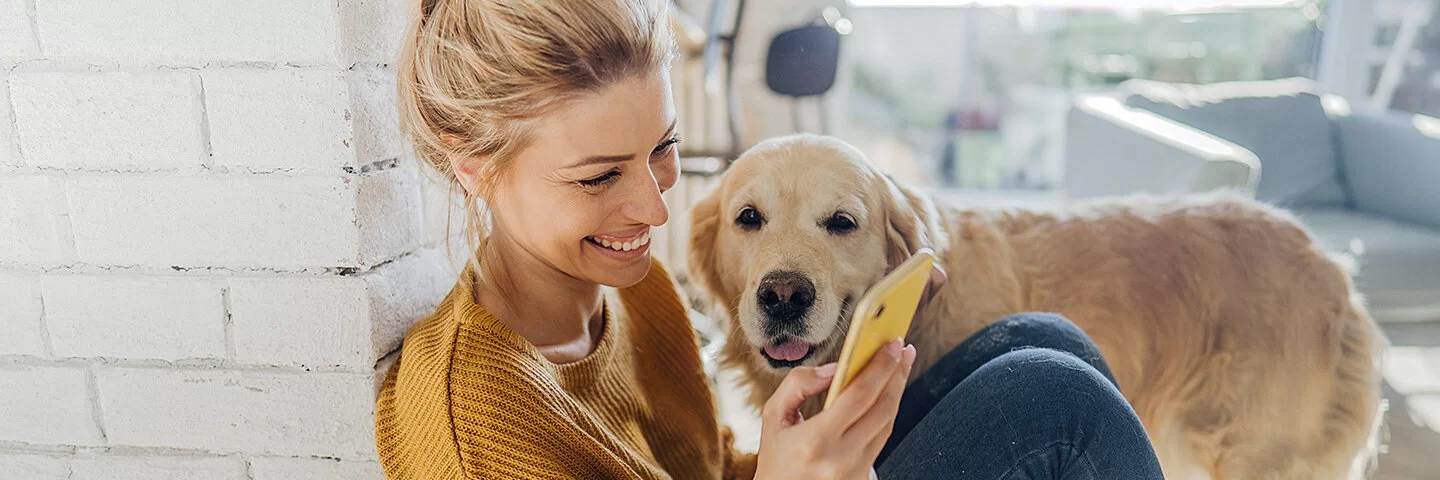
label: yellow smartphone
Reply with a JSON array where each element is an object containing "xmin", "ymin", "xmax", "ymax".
[{"xmin": 823, "ymin": 249, "xmax": 935, "ymax": 409}]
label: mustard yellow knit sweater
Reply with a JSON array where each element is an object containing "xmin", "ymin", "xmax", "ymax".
[{"xmin": 375, "ymin": 260, "xmax": 757, "ymax": 479}]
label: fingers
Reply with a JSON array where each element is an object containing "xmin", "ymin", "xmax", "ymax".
[
  {"xmin": 762, "ymin": 363, "xmax": 838, "ymax": 429},
  {"xmin": 847, "ymin": 345, "xmax": 915, "ymax": 454},
  {"xmin": 813, "ymin": 340, "xmax": 905, "ymax": 434}
]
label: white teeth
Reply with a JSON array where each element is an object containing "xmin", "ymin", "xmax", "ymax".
[{"xmin": 592, "ymin": 231, "xmax": 651, "ymax": 252}]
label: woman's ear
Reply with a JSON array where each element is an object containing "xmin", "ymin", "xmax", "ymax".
[
  {"xmin": 687, "ymin": 188, "xmax": 729, "ymax": 307},
  {"xmin": 450, "ymin": 152, "xmax": 489, "ymax": 198},
  {"xmin": 881, "ymin": 174, "xmax": 934, "ymax": 269}
]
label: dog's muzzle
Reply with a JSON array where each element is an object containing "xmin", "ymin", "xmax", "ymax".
[{"xmin": 756, "ymin": 271, "xmax": 815, "ymax": 334}]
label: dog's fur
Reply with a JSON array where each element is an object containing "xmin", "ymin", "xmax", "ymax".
[{"xmin": 687, "ymin": 134, "xmax": 1385, "ymax": 479}]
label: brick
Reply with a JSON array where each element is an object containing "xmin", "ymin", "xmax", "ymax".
[
  {"xmin": 37, "ymin": 0, "xmax": 340, "ymax": 64},
  {"xmin": 0, "ymin": 365, "xmax": 100, "ymax": 445},
  {"xmin": 97, "ymin": 368, "xmax": 375, "ymax": 458},
  {"xmin": 363, "ymin": 248, "xmax": 455, "ymax": 361},
  {"xmin": 203, "ymin": 70, "xmax": 354, "ymax": 172},
  {"xmin": 42, "ymin": 276, "xmax": 225, "ymax": 360},
  {"xmin": 337, "ymin": 0, "xmax": 409, "ymax": 65},
  {"xmin": 0, "ymin": 274, "xmax": 47, "ymax": 356},
  {"xmin": 70, "ymin": 454, "xmax": 247, "ymax": 480},
  {"xmin": 66, "ymin": 176, "xmax": 360, "ymax": 269},
  {"xmin": 10, "ymin": 72, "xmax": 203, "ymax": 171},
  {"xmin": 228, "ymin": 276, "xmax": 370, "ymax": 369},
  {"xmin": 229, "ymin": 248, "xmax": 452, "ymax": 370},
  {"xmin": 0, "ymin": 0, "xmax": 39, "ymax": 60},
  {"xmin": 0, "ymin": 175, "xmax": 65, "ymax": 264},
  {"xmin": 0, "ymin": 453, "xmax": 70, "ymax": 480},
  {"xmin": 357, "ymin": 165, "xmax": 421, "ymax": 265},
  {"xmin": 249, "ymin": 456, "xmax": 385, "ymax": 480},
  {"xmin": 348, "ymin": 68, "xmax": 404, "ymax": 166}
]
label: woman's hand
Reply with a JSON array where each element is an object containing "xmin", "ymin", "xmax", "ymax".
[{"xmin": 753, "ymin": 339, "xmax": 917, "ymax": 480}]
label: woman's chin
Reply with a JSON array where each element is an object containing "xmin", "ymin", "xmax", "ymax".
[{"xmin": 589, "ymin": 256, "xmax": 653, "ymax": 288}]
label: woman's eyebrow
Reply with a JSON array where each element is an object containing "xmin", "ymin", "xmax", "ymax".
[{"xmin": 565, "ymin": 118, "xmax": 679, "ymax": 168}]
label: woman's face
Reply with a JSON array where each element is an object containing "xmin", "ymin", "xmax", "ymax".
[{"xmin": 481, "ymin": 70, "xmax": 679, "ymax": 288}]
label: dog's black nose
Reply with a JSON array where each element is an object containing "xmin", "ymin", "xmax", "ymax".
[{"xmin": 757, "ymin": 271, "xmax": 815, "ymax": 322}]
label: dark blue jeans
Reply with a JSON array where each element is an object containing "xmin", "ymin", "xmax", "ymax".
[{"xmin": 875, "ymin": 313, "xmax": 1164, "ymax": 479}]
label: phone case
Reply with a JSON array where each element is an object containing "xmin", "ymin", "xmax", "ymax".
[{"xmin": 823, "ymin": 250, "xmax": 935, "ymax": 409}]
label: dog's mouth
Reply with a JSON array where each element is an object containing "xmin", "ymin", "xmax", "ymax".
[{"xmin": 760, "ymin": 336, "xmax": 815, "ymax": 368}]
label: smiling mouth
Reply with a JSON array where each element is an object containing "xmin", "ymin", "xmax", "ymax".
[
  {"xmin": 584, "ymin": 230, "xmax": 651, "ymax": 252},
  {"xmin": 760, "ymin": 336, "xmax": 816, "ymax": 368}
]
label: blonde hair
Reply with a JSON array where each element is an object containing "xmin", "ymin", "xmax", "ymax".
[{"xmin": 398, "ymin": 0, "xmax": 676, "ymax": 278}]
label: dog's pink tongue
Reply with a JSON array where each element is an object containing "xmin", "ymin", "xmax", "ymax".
[{"xmin": 764, "ymin": 339, "xmax": 810, "ymax": 361}]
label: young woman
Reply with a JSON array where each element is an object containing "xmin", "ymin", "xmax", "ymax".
[{"xmin": 375, "ymin": 1, "xmax": 1165, "ymax": 478}]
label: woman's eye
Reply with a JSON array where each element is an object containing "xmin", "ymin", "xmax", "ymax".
[
  {"xmin": 652, "ymin": 134, "xmax": 681, "ymax": 156},
  {"xmin": 736, "ymin": 207, "xmax": 764, "ymax": 230},
  {"xmin": 578, "ymin": 170, "xmax": 621, "ymax": 187},
  {"xmin": 824, "ymin": 212, "xmax": 857, "ymax": 234}
]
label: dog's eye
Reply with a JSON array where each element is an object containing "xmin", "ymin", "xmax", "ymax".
[
  {"xmin": 736, "ymin": 207, "xmax": 764, "ymax": 230},
  {"xmin": 824, "ymin": 212, "xmax": 857, "ymax": 234}
]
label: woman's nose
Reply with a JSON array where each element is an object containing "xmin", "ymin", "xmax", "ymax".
[{"xmin": 624, "ymin": 172, "xmax": 670, "ymax": 227}]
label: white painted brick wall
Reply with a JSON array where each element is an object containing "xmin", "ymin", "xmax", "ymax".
[
  {"xmin": 66, "ymin": 175, "xmax": 359, "ymax": 269},
  {"xmin": 10, "ymin": 72, "xmax": 204, "ymax": 171},
  {"xmin": 0, "ymin": 0, "xmax": 39, "ymax": 61},
  {"xmin": 0, "ymin": 72, "xmax": 20, "ymax": 167},
  {"xmin": 70, "ymin": 454, "xmax": 250, "ymax": 480},
  {"xmin": 0, "ymin": 453, "xmax": 70, "ymax": 480},
  {"xmin": 37, "ymin": 0, "xmax": 341, "ymax": 65},
  {"xmin": 0, "ymin": 365, "xmax": 102, "ymax": 445},
  {"xmin": 348, "ymin": 69, "xmax": 406, "ymax": 165},
  {"xmin": 230, "ymin": 248, "xmax": 453, "ymax": 370},
  {"xmin": 1, "ymin": 0, "xmax": 432, "ymax": 476},
  {"xmin": 249, "ymin": 456, "xmax": 387, "ymax": 480},
  {"xmin": 0, "ymin": 274, "xmax": 47, "ymax": 356},
  {"xmin": 204, "ymin": 69, "xmax": 355, "ymax": 173},
  {"xmin": 337, "ymin": 0, "xmax": 410, "ymax": 65},
  {"xmin": 0, "ymin": 175, "xmax": 66, "ymax": 264},
  {"xmin": 358, "ymin": 165, "xmax": 423, "ymax": 265},
  {"xmin": 97, "ymin": 368, "xmax": 377, "ymax": 458},
  {"xmin": 41, "ymin": 276, "xmax": 226, "ymax": 360},
  {"xmin": 228, "ymin": 277, "xmax": 371, "ymax": 368}
]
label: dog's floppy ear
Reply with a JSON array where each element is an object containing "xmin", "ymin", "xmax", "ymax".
[
  {"xmin": 881, "ymin": 174, "xmax": 939, "ymax": 268},
  {"xmin": 687, "ymin": 186, "xmax": 730, "ymax": 306}
]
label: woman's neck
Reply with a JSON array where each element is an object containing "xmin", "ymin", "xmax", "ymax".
[{"xmin": 473, "ymin": 233, "xmax": 605, "ymax": 363}]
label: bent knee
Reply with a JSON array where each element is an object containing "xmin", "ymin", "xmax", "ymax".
[{"xmin": 973, "ymin": 348, "xmax": 1119, "ymax": 404}]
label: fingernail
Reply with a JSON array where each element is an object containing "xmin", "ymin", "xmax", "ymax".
[
  {"xmin": 885, "ymin": 339, "xmax": 903, "ymax": 360},
  {"xmin": 815, "ymin": 363, "xmax": 838, "ymax": 378},
  {"xmin": 903, "ymin": 345, "xmax": 916, "ymax": 368}
]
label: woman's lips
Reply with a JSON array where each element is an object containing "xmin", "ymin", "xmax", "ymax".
[{"xmin": 585, "ymin": 229, "xmax": 651, "ymax": 252}]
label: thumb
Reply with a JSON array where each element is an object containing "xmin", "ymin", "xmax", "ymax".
[{"xmin": 762, "ymin": 363, "xmax": 838, "ymax": 428}]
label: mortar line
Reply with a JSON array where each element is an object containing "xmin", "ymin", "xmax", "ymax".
[
  {"xmin": 24, "ymin": 0, "xmax": 42, "ymax": 57},
  {"xmin": 3, "ymin": 75, "xmax": 25, "ymax": 167},
  {"xmin": 222, "ymin": 284, "xmax": 236, "ymax": 359},
  {"xmin": 36, "ymin": 284, "xmax": 55, "ymax": 357},
  {"xmin": 84, "ymin": 364, "xmax": 109, "ymax": 443},
  {"xmin": 50, "ymin": 177, "xmax": 78, "ymax": 265},
  {"xmin": 196, "ymin": 74, "xmax": 214, "ymax": 169}
]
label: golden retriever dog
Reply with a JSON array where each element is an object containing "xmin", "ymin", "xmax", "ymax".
[{"xmin": 686, "ymin": 134, "xmax": 1385, "ymax": 479}]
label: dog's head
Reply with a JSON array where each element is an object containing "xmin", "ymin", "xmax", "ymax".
[{"xmin": 687, "ymin": 134, "xmax": 939, "ymax": 373}]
